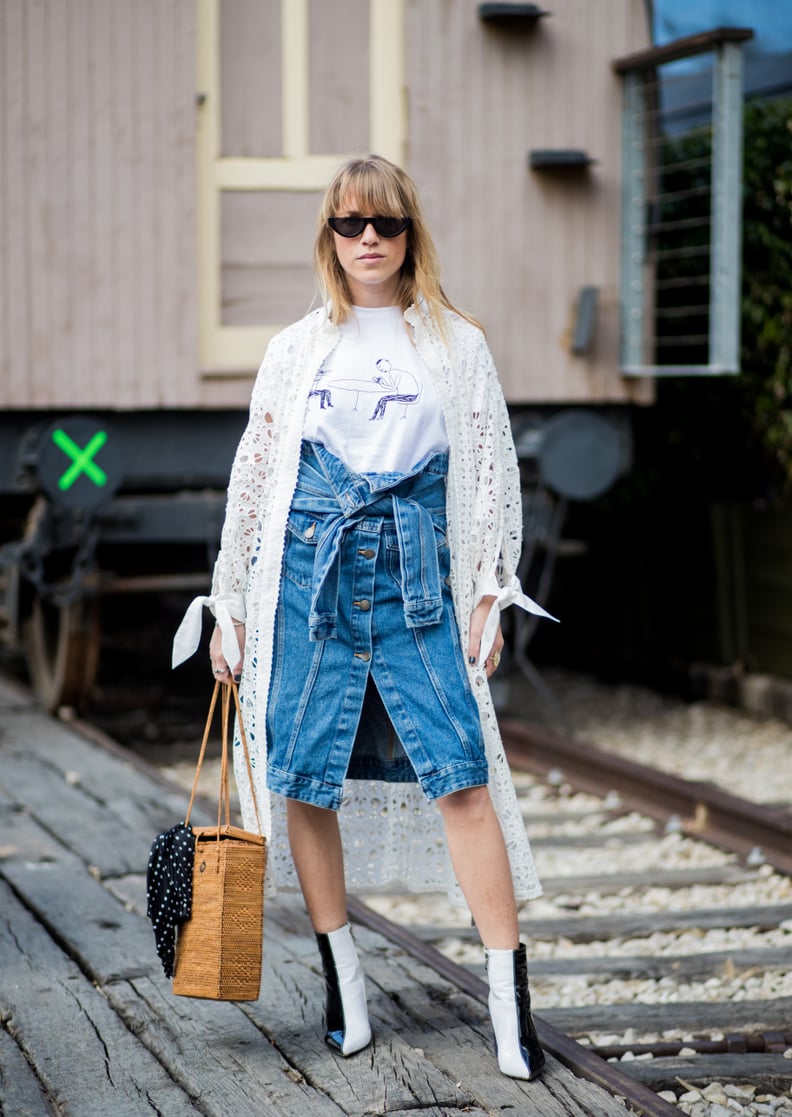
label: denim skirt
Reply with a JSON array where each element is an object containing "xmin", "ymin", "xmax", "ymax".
[{"xmin": 265, "ymin": 441, "xmax": 488, "ymax": 810}]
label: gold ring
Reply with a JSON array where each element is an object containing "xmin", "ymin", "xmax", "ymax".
[{"xmin": 489, "ymin": 651, "xmax": 501, "ymax": 670}]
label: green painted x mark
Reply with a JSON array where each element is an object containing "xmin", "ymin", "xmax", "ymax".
[{"xmin": 52, "ymin": 428, "xmax": 109, "ymax": 491}]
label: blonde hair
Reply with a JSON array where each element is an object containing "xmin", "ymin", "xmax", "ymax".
[{"xmin": 314, "ymin": 154, "xmax": 480, "ymax": 335}]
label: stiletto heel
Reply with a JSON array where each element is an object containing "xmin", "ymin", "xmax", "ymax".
[
  {"xmin": 316, "ymin": 924, "xmax": 372, "ymax": 1056},
  {"xmin": 486, "ymin": 943, "xmax": 545, "ymax": 1080}
]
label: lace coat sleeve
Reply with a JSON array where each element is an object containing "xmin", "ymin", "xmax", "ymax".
[
  {"xmin": 465, "ymin": 331, "xmax": 523, "ymax": 598},
  {"xmin": 210, "ymin": 362, "xmax": 277, "ymax": 622},
  {"xmin": 462, "ymin": 329, "xmax": 555, "ymax": 658}
]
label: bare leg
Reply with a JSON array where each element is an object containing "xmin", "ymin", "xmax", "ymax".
[
  {"xmin": 286, "ymin": 799, "xmax": 347, "ymax": 933},
  {"xmin": 286, "ymin": 798, "xmax": 371, "ymax": 1054},
  {"xmin": 287, "ymin": 787, "xmax": 533, "ymax": 1068},
  {"xmin": 435, "ymin": 785, "xmax": 519, "ymax": 949},
  {"xmin": 437, "ymin": 785, "xmax": 543, "ymax": 1078}
]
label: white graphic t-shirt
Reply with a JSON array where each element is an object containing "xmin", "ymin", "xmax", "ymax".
[{"xmin": 302, "ymin": 305, "xmax": 449, "ymax": 474}]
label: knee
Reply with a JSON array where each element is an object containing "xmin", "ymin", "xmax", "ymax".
[
  {"xmin": 437, "ymin": 784, "xmax": 493, "ymax": 825},
  {"xmin": 287, "ymin": 797, "xmax": 339, "ymax": 833},
  {"xmin": 287, "ymin": 798, "xmax": 323, "ymax": 821}
]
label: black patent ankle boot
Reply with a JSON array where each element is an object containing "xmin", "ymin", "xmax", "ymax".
[
  {"xmin": 315, "ymin": 924, "xmax": 372, "ymax": 1056},
  {"xmin": 486, "ymin": 943, "xmax": 545, "ymax": 1079}
]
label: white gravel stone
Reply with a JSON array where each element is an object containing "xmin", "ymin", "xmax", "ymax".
[
  {"xmin": 520, "ymin": 670, "xmax": 792, "ymax": 808},
  {"xmin": 722, "ymin": 1084, "xmax": 755, "ymax": 1100}
]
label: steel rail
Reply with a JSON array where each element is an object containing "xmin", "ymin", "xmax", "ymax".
[
  {"xmin": 348, "ymin": 896, "xmax": 679, "ymax": 1117},
  {"xmin": 500, "ymin": 719, "xmax": 792, "ymax": 877},
  {"xmin": 593, "ymin": 1031, "xmax": 792, "ymax": 1060}
]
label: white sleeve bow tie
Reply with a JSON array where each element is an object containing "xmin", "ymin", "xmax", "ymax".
[
  {"xmin": 478, "ymin": 574, "xmax": 558, "ymax": 664},
  {"xmin": 171, "ymin": 594, "xmax": 245, "ymax": 670}
]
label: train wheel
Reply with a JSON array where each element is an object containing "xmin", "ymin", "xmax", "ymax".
[{"xmin": 23, "ymin": 595, "xmax": 101, "ymax": 712}]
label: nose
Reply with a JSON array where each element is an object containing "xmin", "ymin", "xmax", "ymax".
[{"xmin": 360, "ymin": 221, "xmax": 379, "ymax": 244}]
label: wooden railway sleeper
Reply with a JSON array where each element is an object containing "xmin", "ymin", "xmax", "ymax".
[
  {"xmin": 593, "ymin": 1030, "xmax": 792, "ymax": 1060},
  {"xmin": 348, "ymin": 895, "xmax": 680, "ymax": 1117}
]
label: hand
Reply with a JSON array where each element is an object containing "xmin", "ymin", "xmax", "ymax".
[
  {"xmin": 468, "ymin": 595, "xmax": 504, "ymax": 677},
  {"xmin": 209, "ymin": 621, "xmax": 245, "ymax": 684}
]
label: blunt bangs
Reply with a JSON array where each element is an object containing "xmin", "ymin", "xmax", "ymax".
[{"xmin": 324, "ymin": 161, "xmax": 411, "ymax": 222}]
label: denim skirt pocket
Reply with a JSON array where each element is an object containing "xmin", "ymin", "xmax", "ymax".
[{"xmin": 282, "ymin": 510, "xmax": 321, "ymax": 589}]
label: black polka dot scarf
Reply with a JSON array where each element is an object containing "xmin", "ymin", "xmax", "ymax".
[{"xmin": 146, "ymin": 822, "xmax": 195, "ymax": 977}]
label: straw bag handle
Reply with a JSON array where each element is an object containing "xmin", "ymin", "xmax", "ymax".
[{"xmin": 184, "ymin": 680, "xmax": 264, "ymax": 836}]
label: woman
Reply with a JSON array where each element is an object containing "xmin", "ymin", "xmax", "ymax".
[{"xmin": 173, "ymin": 155, "xmax": 554, "ymax": 1080}]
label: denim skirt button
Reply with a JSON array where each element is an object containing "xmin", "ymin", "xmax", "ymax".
[
  {"xmin": 358, "ymin": 548, "xmax": 375, "ymax": 558},
  {"xmin": 354, "ymin": 650, "xmax": 372, "ymax": 661},
  {"xmin": 354, "ymin": 599, "xmax": 371, "ymax": 611}
]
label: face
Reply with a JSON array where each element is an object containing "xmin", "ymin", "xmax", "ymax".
[{"xmin": 331, "ymin": 194, "xmax": 408, "ymax": 307}]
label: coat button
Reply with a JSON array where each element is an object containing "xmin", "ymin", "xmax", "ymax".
[
  {"xmin": 354, "ymin": 651, "xmax": 371, "ymax": 662},
  {"xmin": 358, "ymin": 548, "xmax": 375, "ymax": 558},
  {"xmin": 354, "ymin": 599, "xmax": 371, "ymax": 611}
]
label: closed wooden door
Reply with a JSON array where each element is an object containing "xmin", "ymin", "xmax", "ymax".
[{"xmin": 197, "ymin": 0, "xmax": 405, "ymax": 377}]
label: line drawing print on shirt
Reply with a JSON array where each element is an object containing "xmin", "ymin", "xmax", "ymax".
[
  {"xmin": 314, "ymin": 357, "xmax": 422, "ymax": 419},
  {"xmin": 308, "ymin": 365, "xmax": 335, "ymax": 410},
  {"xmin": 369, "ymin": 359, "xmax": 421, "ymax": 420}
]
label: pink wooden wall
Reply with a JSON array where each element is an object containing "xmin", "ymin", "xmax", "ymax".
[
  {"xmin": 405, "ymin": 0, "xmax": 652, "ymax": 404},
  {"xmin": 0, "ymin": 0, "xmax": 197, "ymax": 410},
  {"xmin": 1, "ymin": 0, "xmax": 652, "ymax": 411}
]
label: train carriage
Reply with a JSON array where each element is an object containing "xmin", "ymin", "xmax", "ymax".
[{"xmin": 0, "ymin": 0, "xmax": 748, "ymax": 708}]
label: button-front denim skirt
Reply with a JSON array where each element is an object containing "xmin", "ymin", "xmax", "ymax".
[{"xmin": 265, "ymin": 441, "xmax": 488, "ymax": 810}]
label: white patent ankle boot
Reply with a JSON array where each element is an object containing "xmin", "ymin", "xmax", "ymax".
[
  {"xmin": 315, "ymin": 924, "xmax": 372, "ymax": 1056},
  {"xmin": 486, "ymin": 944, "xmax": 546, "ymax": 1080}
]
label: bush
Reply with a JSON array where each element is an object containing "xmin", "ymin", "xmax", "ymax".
[{"xmin": 635, "ymin": 97, "xmax": 792, "ymax": 504}]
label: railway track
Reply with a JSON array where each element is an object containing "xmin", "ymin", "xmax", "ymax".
[
  {"xmin": 357, "ymin": 720, "xmax": 792, "ymax": 1114},
  {"xmin": 6, "ymin": 659, "xmax": 792, "ymax": 1116}
]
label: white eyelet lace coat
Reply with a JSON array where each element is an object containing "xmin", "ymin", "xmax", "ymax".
[{"xmin": 174, "ymin": 302, "xmax": 554, "ymax": 905}]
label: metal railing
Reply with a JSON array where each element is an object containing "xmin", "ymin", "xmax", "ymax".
[{"xmin": 614, "ymin": 27, "xmax": 753, "ymax": 376}]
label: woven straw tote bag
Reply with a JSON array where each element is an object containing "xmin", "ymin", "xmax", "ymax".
[{"xmin": 172, "ymin": 680, "xmax": 267, "ymax": 1001}]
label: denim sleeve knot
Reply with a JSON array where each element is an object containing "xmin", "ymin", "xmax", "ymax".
[{"xmin": 293, "ymin": 442, "xmax": 447, "ymax": 641}]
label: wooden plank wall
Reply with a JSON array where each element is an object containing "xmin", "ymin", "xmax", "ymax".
[
  {"xmin": 405, "ymin": 0, "xmax": 653, "ymax": 405},
  {"xmin": 220, "ymin": 0, "xmax": 281, "ymax": 158},
  {"xmin": 214, "ymin": 0, "xmax": 653, "ymax": 406},
  {"xmin": 1, "ymin": 0, "xmax": 655, "ymax": 412},
  {"xmin": 0, "ymin": 0, "xmax": 197, "ymax": 410}
]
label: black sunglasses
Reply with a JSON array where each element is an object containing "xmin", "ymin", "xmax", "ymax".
[{"xmin": 328, "ymin": 215, "xmax": 411, "ymax": 238}]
